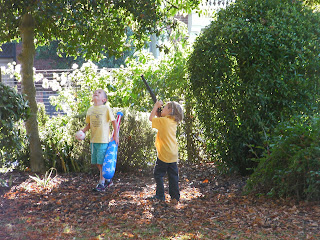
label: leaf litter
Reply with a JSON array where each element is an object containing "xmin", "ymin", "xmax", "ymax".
[{"xmin": 0, "ymin": 163, "xmax": 319, "ymax": 239}]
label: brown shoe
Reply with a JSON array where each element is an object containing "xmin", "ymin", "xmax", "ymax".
[{"xmin": 170, "ymin": 199, "xmax": 179, "ymax": 205}]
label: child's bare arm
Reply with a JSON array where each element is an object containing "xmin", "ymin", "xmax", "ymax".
[
  {"xmin": 149, "ymin": 100, "xmax": 163, "ymax": 122},
  {"xmin": 112, "ymin": 120, "xmax": 119, "ymax": 144},
  {"xmin": 82, "ymin": 123, "xmax": 90, "ymax": 133}
]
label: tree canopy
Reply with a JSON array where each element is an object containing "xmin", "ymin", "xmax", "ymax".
[{"xmin": 0, "ymin": 0, "xmax": 200, "ymax": 59}]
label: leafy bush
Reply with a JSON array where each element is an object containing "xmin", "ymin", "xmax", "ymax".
[
  {"xmin": 188, "ymin": 0, "xmax": 320, "ymax": 175},
  {"xmin": 38, "ymin": 104, "xmax": 89, "ymax": 172},
  {"xmin": 246, "ymin": 115, "xmax": 320, "ymax": 201},
  {"xmin": 0, "ymin": 83, "xmax": 29, "ymax": 167},
  {"xmin": 116, "ymin": 108, "xmax": 156, "ymax": 173}
]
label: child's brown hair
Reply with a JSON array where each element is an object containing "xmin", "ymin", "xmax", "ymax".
[{"xmin": 168, "ymin": 101, "xmax": 183, "ymax": 124}]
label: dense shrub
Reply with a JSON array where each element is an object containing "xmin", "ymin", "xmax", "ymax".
[
  {"xmin": 116, "ymin": 108, "xmax": 156, "ymax": 173},
  {"xmin": 38, "ymin": 106, "xmax": 89, "ymax": 172},
  {"xmin": 245, "ymin": 115, "xmax": 320, "ymax": 201},
  {"xmin": 0, "ymin": 83, "xmax": 29, "ymax": 167},
  {"xmin": 188, "ymin": 0, "xmax": 320, "ymax": 175}
]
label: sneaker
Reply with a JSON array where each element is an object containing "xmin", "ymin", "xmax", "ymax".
[
  {"xmin": 149, "ymin": 195, "xmax": 168, "ymax": 207},
  {"xmin": 105, "ymin": 180, "xmax": 114, "ymax": 188},
  {"xmin": 170, "ymin": 198, "xmax": 179, "ymax": 206},
  {"xmin": 149, "ymin": 195, "xmax": 165, "ymax": 201},
  {"xmin": 94, "ymin": 183, "xmax": 105, "ymax": 192}
]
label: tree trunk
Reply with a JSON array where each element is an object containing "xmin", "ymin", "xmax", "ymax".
[
  {"xmin": 184, "ymin": 98, "xmax": 197, "ymax": 164},
  {"xmin": 18, "ymin": 13, "xmax": 45, "ymax": 173}
]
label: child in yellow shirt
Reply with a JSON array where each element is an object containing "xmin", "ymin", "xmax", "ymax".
[
  {"xmin": 80, "ymin": 89, "xmax": 119, "ymax": 192},
  {"xmin": 149, "ymin": 100, "xmax": 183, "ymax": 203}
]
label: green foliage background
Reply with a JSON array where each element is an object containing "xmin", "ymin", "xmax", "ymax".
[
  {"xmin": 19, "ymin": 29, "xmax": 207, "ymax": 173},
  {"xmin": 188, "ymin": 0, "xmax": 320, "ymax": 175},
  {"xmin": 0, "ymin": 83, "xmax": 29, "ymax": 167}
]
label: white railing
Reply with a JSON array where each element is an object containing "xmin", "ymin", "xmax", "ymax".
[
  {"xmin": 200, "ymin": 0, "xmax": 235, "ymax": 11},
  {"xmin": 1, "ymin": 68, "xmax": 115, "ymax": 116},
  {"xmin": 1, "ymin": 69, "xmax": 73, "ymax": 116}
]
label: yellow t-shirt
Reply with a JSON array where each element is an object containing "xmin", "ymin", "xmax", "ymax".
[
  {"xmin": 85, "ymin": 104, "xmax": 115, "ymax": 143},
  {"xmin": 152, "ymin": 116, "xmax": 178, "ymax": 163}
]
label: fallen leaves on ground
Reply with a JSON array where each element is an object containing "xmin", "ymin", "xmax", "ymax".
[{"xmin": 0, "ymin": 163, "xmax": 319, "ymax": 240}]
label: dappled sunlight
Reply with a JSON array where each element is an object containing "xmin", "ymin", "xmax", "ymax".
[
  {"xmin": 139, "ymin": 182, "xmax": 204, "ymax": 203},
  {"xmin": 169, "ymin": 232, "xmax": 204, "ymax": 240},
  {"xmin": 180, "ymin": 186, "xmax": 203, "ymax": 201}
]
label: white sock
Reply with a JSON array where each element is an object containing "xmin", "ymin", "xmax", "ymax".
[{"xmin": 99, "ymin": 179, "xmax": 105, "ymax": 185}]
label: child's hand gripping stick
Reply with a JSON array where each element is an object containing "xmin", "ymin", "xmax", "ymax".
[{"xmin": 102, "ymin": 112, "xmax": 123, "ymax": 179}]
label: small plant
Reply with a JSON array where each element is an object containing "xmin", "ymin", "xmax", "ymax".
[
  {"xmin": 29, "ymin": 167, "xmax": 57, "ymax": 188},
  {"xmin": 0, "ymin": 175, "xmax": 12, "ymax": 187}
]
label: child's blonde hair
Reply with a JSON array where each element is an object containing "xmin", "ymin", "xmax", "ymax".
[
  {"xmin": 102, "ymin": 89, "xmax": 108, "ymax": 105},
  {"xmin": 168, "ymin": 101, "xmax": 183, "ymax": 123},
  {"xmin": 101, "ymin": 89, "xmax": 108, "ymax": 105}
]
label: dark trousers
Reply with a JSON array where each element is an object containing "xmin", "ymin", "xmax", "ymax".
[{"xmin": 153, "ymin": 158, "xmax": 180, "ymax": 201}]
